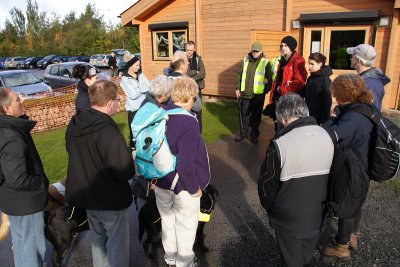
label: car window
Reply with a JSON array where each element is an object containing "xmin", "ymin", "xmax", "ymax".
[
  {"xmin": 49, "ymin": 66, "xmax": 60, "ymax": 76},
  {"xmin": 2, "ymin": 72, "xmax": 40, "ymax": 87},
  {"xmin": 60, "ymin": 66, "xmax": 70, "ymax": 77}
]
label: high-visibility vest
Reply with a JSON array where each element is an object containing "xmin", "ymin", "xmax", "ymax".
[
  {"xmin": 240, "ymin": 57, "xmax": 269, "ymax": 94},
  {"xmin": 271, "ymin": 56, "xmax": 281, "ymax": 81}
]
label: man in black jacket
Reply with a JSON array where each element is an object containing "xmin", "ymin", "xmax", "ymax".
[
  {"xmin": 258, "ymin": 94, "xmax": 333, "ymax": 267},
  {"xmin": 108, "ymin": 51, "xmax": 118, "ymax": 77},
  {"xmin": 65, "ymin": 80, "xmax": 134, "ymax": 267},
  {"xmin": 0, "ymin": 88, "xmax": 49, "ymax": 267}
]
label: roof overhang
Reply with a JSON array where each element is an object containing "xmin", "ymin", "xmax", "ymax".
[
  {"xmin": 300, "ymin": 10, "xmax": 379, "ymax": 24},
  {"xmin": 120, "ymin": 0, "xmax": 171, "ymax": 27}
]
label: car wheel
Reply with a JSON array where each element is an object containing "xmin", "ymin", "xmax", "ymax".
[
  {"xmin": 16, "ymin": 64, "xmax": 21, "ymax": 69},
  {"xmin": 29, "ymin": 64, "xmax": 34, "ymax": 69}
]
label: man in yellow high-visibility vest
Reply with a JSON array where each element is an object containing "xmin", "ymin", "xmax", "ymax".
[{"xmin": 235, "ymin": 42, "xmax": 273, "ymax": 143}]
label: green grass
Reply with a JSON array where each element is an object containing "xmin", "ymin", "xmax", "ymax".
[{"xmin": 33, "ymin": 101, "xmax": 238, "ymax": 183}]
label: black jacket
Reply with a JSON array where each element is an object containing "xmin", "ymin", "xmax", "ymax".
[
  {"xmin": 65, "ymin": 108, "xmax": 134, "ymax": 210},
  {"xmin": 75, "ymin": 80, "xmax": 90, "ymax": 113},
  {"xmin": 258, "ymin": 117, "xmax": 333, "ymax": 239},
  {"xmin": 0, "ymin": 115, "xmax": 49, "ymax": 216},
  {"xmin": 108, "ymin": 55, "xmax": 117, "ymax": 68},
  {"xmin": 303, "ymin": 66, "xmax": 332, "ymax": 124},
  {"xmin": 324, "ymin": 103, "xmax": 374, "ymax": 168}
]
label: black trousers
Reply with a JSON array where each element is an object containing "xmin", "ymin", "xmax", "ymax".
[
  {"xmin": 239, "ymin": 94, "xmax": 265, "ymax": 139},
  {"xmin": 336, "ymin": 209, "xmax": 362, "ymax": 244},
  {"xmin": 194, "ymin": 90, "xmax": 202, "ymax": 133},
  {"xmin": 275, "ymin": 231, "xmax": 320, "ymax": 267},
  {"xmin": 128, "ymin": 110, "xmax": 138, "ymax": 149}
]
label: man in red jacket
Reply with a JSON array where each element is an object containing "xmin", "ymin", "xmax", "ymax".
[{"xmin": 267, "ymin": 36, "xmax": 308, "ymax": 131}]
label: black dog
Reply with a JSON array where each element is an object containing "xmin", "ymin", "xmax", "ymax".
[
  {"xmin": 138, "ymin": 184, "xmax": 219, "ymax": 258},
  {"xmin": 45, "ymin": 205, "xmax": 89, "ymax": 267}
]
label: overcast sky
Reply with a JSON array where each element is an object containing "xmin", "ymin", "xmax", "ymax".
[{"xmin": 0, "ymin": 0, "xmax": 137, "ymax": 27}]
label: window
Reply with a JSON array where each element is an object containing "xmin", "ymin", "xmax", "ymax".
[
  {"xmin": 49, "ymin": 66, "xmax": 59, "ymax": 76},
  {"xmin": 152, "ymin": 29, "xmax": 187, "ymax": 60}
]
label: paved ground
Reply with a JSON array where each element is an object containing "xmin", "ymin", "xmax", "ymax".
[{"xmin": 1, "ymin": 119, "xmax": 399, "ymax": 267}]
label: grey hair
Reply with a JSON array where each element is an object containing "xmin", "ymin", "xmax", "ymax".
[
  {"xmin": 354, "ymin": 54, "xmax": 374, "ymax": 67},
  {"xmin": 149, "ymin": 75, "xmax": 173, "ymax": 98},
  {"xmin": 0, "ymin": 88, "xmax": 12, "ymax": 115},
  {"xmin": 276, "ymin": 93, "xmax": 309, "ymax": 124}
]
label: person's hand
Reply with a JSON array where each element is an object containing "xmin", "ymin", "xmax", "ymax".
[
  {"xmin": 235, "ymin": 90, "xmax": 241, "ymax": 98},
  {"xmin": 192, "ymin": 188, "xmax": 202, "ymax": 197}
]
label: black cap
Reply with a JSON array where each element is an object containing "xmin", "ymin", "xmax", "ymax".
[
  {"xmin": 126, "ymin": 56, "xmax": 140, "ymax": 69},
  {"xmin": 281, "ymin": 36, "xmax": 297, "ymax": 52}
]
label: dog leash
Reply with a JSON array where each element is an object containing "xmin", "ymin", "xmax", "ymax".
[{"xmin": 67, "ymin": 207, "xmax": 88, "ymax": 227}]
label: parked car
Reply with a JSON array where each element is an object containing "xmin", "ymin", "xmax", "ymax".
[
  {"xmin": 0, "ymin": 70, "xmax": 52, "ymax": 99},
  {"xmin": 37, "ymin": 54, "xmax": 62, "ymax": 69},
  {"xmin": 23, "ymin": 56, "xmax": 44, "ymax": 69},
  {"xmin": 89, "ymin": 54, "xmax": 111, "ymax": 68},
  {"xmin": 69, "ymin": 55, "xmax": 90, "ymax": 62},
  {"xmin": 43, "ymin": 62, "xmax": 110, "ymax": 89},
  {"xmin": 89, "ymin": 54, "xmax": 101, "ymax": 66},
  {"xmin": 4, "ymin": 57, "xmax": 28, "ymax": 69},
  {"xmin": 111, "ymin": 49, "xmax": 138, "ymax": 75},
  {"xmin": 0, "ymin": 58, "xmax": 8, "ymax": 69}
]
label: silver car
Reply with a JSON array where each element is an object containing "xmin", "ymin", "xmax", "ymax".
[
  {"xmin": 43, "ymin": 62, "xmax": 110, "ymax": 89},
  {"xmin": 4, "ymin": 57, "xmax": 28, "ymax": 69},
  {"xmin": 0, "ymin": 70, "xmax": 52, "ymax": 99}
]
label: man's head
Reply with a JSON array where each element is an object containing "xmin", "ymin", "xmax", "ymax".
[
  {"xmin": 0, "ymin": 88, "xmax": 24, "ymax": 117},
  {"xmin": 89, "ymin": 80, "xmax": 120, "ymax": 116},
  {"xmin": 186, "ymin": 41, "xmax": 196, "ymax": 58},
  {"xmin": 347, "ymin": 44, "xmax": 376, "ymax": 71},
  {"xmin": 276, "ymin": 93, "xmax": 309, "ymax": 126},
  {"xmin": 250, "ymin": 42, "xmax": 263, "ymax": 59},
  {"xmin": 280, "ymin": 36, "xmax": 297, "ymax": 57},
  {"xmin": 170, "ymin": 50, "xmax": 189, "ymax": 75}
]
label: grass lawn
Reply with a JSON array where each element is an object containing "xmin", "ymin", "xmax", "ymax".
[{"xmin": 33, "ymin": 101, "xmax": 238, "ymax": 183}]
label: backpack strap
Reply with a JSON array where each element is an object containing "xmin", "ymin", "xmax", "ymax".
[
  {"xmin": 346, "ymin": 105, "xmax": 380, "ymax": 125},
  {"xmin": 166, "ymin": 108, "xmax": 198, "ymax": 121}
]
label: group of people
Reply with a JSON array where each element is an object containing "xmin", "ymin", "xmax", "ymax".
[
  {"xmin": 0, "ymin": 41, "xmax": 209, "ymax": 267},
  {"xmin": 255, "ymin": 36, "xmax": 390, "ymax": 266},
  {"xmin": 0, "ymin": 33, "xmax": 392, "ymax": 267}
]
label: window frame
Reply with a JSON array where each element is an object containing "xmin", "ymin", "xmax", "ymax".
[{"xmin": 152, "ymin": 29, "xmax": 188, "ymax": 61}]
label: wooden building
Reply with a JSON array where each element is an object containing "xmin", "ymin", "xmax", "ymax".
[{"xmin": 121, "ymin": 0, "xmax": 400, "ymax": 109}]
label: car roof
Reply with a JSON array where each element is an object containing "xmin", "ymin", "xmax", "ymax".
[{"xmin": 0, "ymin": 70, "xmax": 30, "ymax": 75}]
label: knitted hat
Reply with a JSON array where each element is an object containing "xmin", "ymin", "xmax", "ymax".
[
  {"xmin": 281, "ymin": 36, "xmax": 297, "ymax": 52},
  {"xmin": 126, "ymin": 56, "xmax": 140, "ymax": 69}
]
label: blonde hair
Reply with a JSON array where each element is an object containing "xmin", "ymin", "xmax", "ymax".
[{"xmin": 171, "ymin": 77, "xmax": 198, "ymax": 103}]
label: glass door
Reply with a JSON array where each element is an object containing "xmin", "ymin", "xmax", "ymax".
[{"xmin": 303, "ymin": 26, "xmax": 372, "ymax": 77}]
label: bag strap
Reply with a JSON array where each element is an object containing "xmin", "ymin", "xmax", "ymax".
[{"xmin": 345, "ymin": 105, "xmax": 380, "ymax": 125}]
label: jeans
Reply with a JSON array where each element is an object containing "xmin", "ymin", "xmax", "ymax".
[
  {"xmin": 86, "ymin": 209, "xmax": 130, "ymax": 267},
  {"xmin": 155, "ymin": 187, "xmax": 200, "ymax": 267},
  {"xmin": 8, "ymin": 211, "xmax": 46, "ymax": 267},
  {"xmin": 336, "ymin": 209, "xmax": 362, "ymax": 245}
]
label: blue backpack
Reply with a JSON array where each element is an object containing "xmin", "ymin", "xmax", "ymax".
[{"xmin": 132, "ymin": 102, "xmax": 195, "ymax": 179}]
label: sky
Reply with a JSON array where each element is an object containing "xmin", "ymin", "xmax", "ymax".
[{"xmin": 0, "ymin": 0, "xmax": 137, "ymax": 27}]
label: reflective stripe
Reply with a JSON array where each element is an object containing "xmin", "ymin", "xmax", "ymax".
[
  {"xmin": 271, "ymin": 56, "xmax": 281, "ymax": 81},
  {"xmin": 240, "ymin": 57, "xmax": 269, "ymax": 94}
]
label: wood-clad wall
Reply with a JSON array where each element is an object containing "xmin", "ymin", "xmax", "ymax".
[
  {"xmin": 139, "ymin": 0, "xmax": 196, "ymax": 80},
  {"xmin": 292, "ymin": 0, "xmax": 399, "ymax": 108},
  {"xmin": 200, "ymin": 0, "xmax": 286, "ymax": 97}
]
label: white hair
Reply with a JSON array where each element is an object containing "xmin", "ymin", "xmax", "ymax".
[
  {"xmin": 276, "ymin": 93, "xmax": 309, "ymax": 124},
  {"xmin": 354, "ymin": 54, "xmax": 374, "ymax": 67},
  {"xmin": 149, "ymin": 75, "xmax": 173, "ymax": 98}
]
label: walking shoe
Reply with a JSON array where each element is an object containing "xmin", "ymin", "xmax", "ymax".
[
  {"xmin": 349, "ymin": 233, "xmax": 358, "ymax": 251},
  {"xmin": 235, "ymin": 135, "xmax": 244, "ymax": 142},
  {"xmin": 323, "ymin": 243, "xmax": 351, "ymax": 260}
]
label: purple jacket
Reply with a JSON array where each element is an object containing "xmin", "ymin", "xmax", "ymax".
[{"xmin": 156, "ymin": 103, "xmax": 211, "ymax": 194}]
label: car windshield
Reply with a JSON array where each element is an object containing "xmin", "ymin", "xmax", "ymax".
[{"xmin": 2, "ymin": 72, "xmax": 41, "ymax": 87}]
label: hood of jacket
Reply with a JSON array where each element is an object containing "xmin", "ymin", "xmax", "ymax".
[
  {"xmin": 311, "ymin": 65, "xmax": 333, "ymax": 78},
  {"xmin": 67, "ymin": 108, "xmax": 114, "ymax": 137},
  {"xmin": 0, "ymin": 114, "xmax": 36, "ymax": 133},
  {"xmin": 360, "ymin": 68, "xmax": 391, "ymax": 85}
]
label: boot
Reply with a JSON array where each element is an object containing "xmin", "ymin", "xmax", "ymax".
[
  {"xmin": 323, "ymin": 243, "xmax": 351, "ymax": 260},
  {"xmin": 349, "ymin": 233, "xmax": 358, "ymax": 251}
]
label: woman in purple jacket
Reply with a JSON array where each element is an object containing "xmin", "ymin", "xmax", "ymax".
[{"xmin": 155, "ymin": 77, "xmax": 211, "ymax": 267}]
